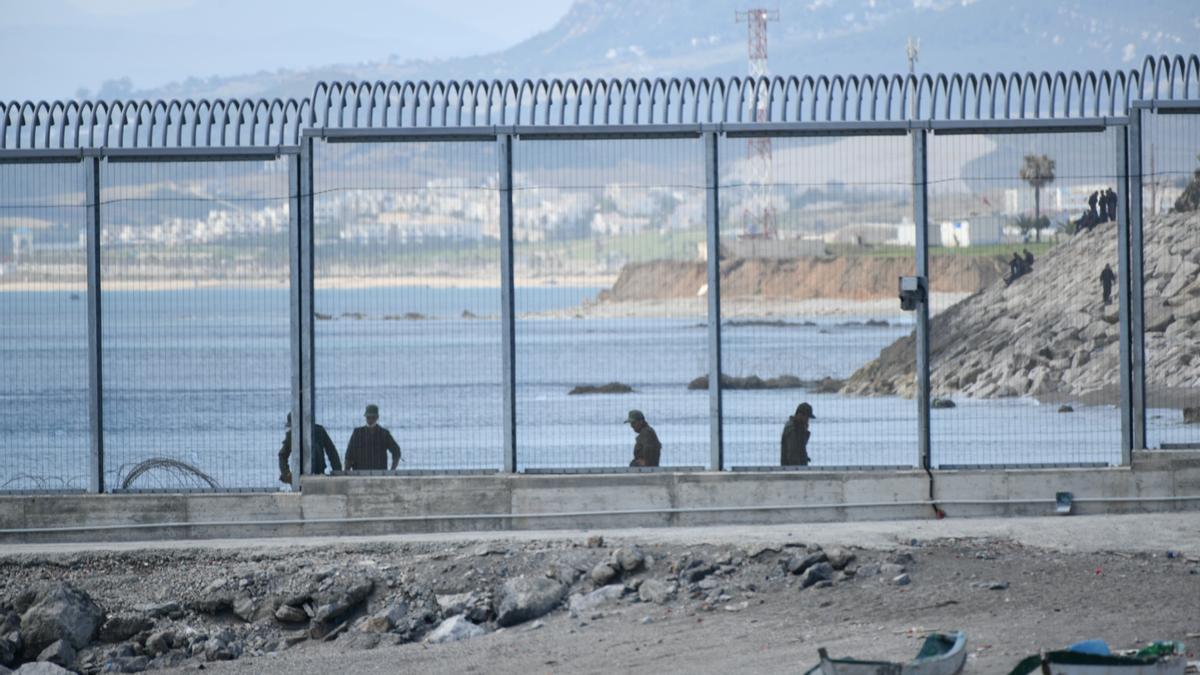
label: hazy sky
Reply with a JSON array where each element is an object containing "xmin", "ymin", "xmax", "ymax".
[{"xmin": 0, "ymin": 0, "xmax": 575, "ymax": 101}]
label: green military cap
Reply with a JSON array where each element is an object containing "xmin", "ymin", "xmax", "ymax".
[
  {"xmin": 795, "ymin": 402, "xmax": 815, "ymax": 418},
  {"xmin": 624, "ymin": 409, "xmax": 645, "ymax": 424},
  {"xmin": 364, "ymin": 404, "xmax": 379, "ymax": 417}
]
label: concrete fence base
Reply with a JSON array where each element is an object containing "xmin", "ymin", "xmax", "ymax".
[{"xmin": 2, "ymin": 451, "xmax": 1198, "ymax": 544}]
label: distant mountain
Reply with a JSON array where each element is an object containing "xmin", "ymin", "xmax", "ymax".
[{"xmin": 97, "ymin": 0, "xmax": 1199, "ymax": 103}]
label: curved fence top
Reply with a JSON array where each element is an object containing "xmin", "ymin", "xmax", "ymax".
[{"xmin": 2, "ymin": 54, "xmax": 1198, "ymax": 150}]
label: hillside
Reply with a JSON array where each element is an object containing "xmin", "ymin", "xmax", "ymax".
[
  {"xmin": 598, "ymin": 254, "xmax": 1008, "ymax": 303},
  {"xmin": 77, "ymin": 0, "xmax": 1199, "ymax": 103},
  {"xmin": 842, "ymin": 212, "xmax": 1200, "ymax": 405}
]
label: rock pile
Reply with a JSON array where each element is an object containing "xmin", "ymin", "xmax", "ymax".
[
  {"xmin": 0, "ymin": 540, "xmax": 923, "ymax": 674},
  {"xmin": 843, "ymin": 212, "xmax": 1200, "ymax": 404}
]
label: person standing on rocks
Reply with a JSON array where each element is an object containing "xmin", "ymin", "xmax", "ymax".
[
  {"xmin": 345, "ymin": 404, "xmax": 402, "ymax": 471},
  {"xmin": 625, "ymin": 410, "xmax": 661, "ymax": 468},
  {"xmin": 278, "ymin": 412, "xmax": 342, "ymax": 483},
  {"xmin": 1088, "ymin": 190, "xmax": 1100, "ymax": 222},
  {"xmin": 1022, "ymin": 249, "xmax": 1035, "ymax": 272},
  {"xmin": 1100, "ymin": 263, "xmax": 1117, "ymax": 306},
  {"xmin": 1006, "ymin": 252, "xmax": 1026, "ymax": 285},
  {"xmin": 781, "ymin": 402, "xmax": 814, "ymax": 466},
  {"xmin": 1105, "ymin": 188, "xmax": 1119, "ymax": 222}
]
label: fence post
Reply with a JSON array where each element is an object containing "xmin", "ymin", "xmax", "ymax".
[
  {"xmin": 85, "ymin": 155, "xmax": 105, "ymax": 493},
  {"xmin": 498, "ymin": 133, "xmax": 517, "ymax": 473},
  {"xmin": 911, "ymin": 128, "xmax": 932, "ymax": 471},
  {"xmin": 1116, "ymin": 118, "xmax": 1138, "ymax": 464},
  {"xmin": 704, "ymin": 131, "xmax": 724, "ymax": 471},
  {"xmin": 287, "ymin": 150, "xmax": 303, "ymax": 485},
  {"xmin": 1126, "ymin": 110, "xmax": 1146, "ymax": 456},
  {"xmin": 299, "ymin": 136, "xmax": 316, "ymax": 480}
]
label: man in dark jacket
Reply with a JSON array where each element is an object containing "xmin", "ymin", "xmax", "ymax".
[
  {"xmin": 345, "ymin": 404, "xmax": 402, "ymax": 471},
  {"xmin": 1105, "ymin": 188, "xmax": 1119, "ymax": 222},
  {"xmin": 781, "ymin": 402, "xmax": 815, "ymax": 466},
  {"xmin": 1100, "ymin": 263, "xmax": 1117, "ymax": 306},
  {"xmin": 278, "ymin": 413, "xmax": 342, "ymax": 484},
  {"xmin": 625, "ymin": 410, "xmax": 661, "ymax": 468}
]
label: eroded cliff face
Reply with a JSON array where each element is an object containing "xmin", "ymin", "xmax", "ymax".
[
  {"xmin": 842, "ymin": 212, "xmax": 1200, "ymax": 404},
  {"xmin": 598, "ymin": 254, "xmax": 1008, "ymax": 302}
]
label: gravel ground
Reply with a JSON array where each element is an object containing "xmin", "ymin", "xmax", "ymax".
[{"xmin": 1, "ymin": 513, "xmax": 1198, "ymax": 674}]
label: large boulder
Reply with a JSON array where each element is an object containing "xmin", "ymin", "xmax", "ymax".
[
  {"xmin": 20, "ymin": 584, "xmax": 104, "ymax": 659},
  {"xmin": 98, "ymin": 613, "xmax": 152, "ymax": 643},
  {"xmin": 425, "ymin": 615, "xmax": 487, "ymax": 644},
  {"xmin": 14, "ymin": 663, "xmax": 73, "ymax": 674},
  {"xmin": 312, "ymin": 580, "xmax": 374, "ymax": 627},
  {"xmin": 568, "ymin": 585, "xmax": 626, "ymax": 616},
  {"xmin": 637, "ymin": 579, "xmax": 677, "ymax": 605},
  {"xmin": 34, "ymin": 640, "xmax": 74, "ymax": 670},
  {"xmin": 494, "ymin": 577, "xmax": 566, "ymax": 628}
]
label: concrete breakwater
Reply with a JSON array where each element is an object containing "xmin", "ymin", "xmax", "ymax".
[
  {"xmin": 597, "ymin": 254, "xmax": 1008, "ymax": 302},
  {"xmin": 842, "ymin": 212, "xmax": 1200, "ymax": 405}
]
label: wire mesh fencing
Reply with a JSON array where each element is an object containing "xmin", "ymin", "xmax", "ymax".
[
  {"xmin": 5, "ymin": 111, "xmax": 1196, "ymax": 492},
  {"xmin": 513, "ymin": 138, "xmax": 708, "ymax": 470},
  {"xmin": 313, "ymin": 140, "xmax": 503, "ymax": 473},
  {"xmin": 100, "ymin": 159, "xmax": 292, "ymax": 490},
  {"xmin": 719, "ymin": 134, "xmax": 918, "ymax": 469},
  {"xmin": 925, "ymin": 130, "xmax": 1124, "ymax": 467},
  {"xmin": 0, "ymin": 162, "xmax": 90, "ymax": 492},
  {"xmin": 1140, "ymin": 112, "xmax": 1200, "ymax": 450}
]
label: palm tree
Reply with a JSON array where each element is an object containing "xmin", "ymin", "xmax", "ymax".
[{"xmin": 1019, "ymin": 154, "xmax": 1056, "ymax": 241}]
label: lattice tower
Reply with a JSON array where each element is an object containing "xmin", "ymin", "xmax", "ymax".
[{"xmin": 736, "ymin": 8, "xmax": 779, "ymax": 238}]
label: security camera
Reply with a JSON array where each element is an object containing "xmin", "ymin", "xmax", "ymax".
[{"xmin": 898, "ymin": 275, "xmax": 926, "ymax": 311}]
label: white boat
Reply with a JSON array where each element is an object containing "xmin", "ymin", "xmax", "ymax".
[{"xmin": 804, "ymin": 631, "xmax": 967, "ymax": 675}]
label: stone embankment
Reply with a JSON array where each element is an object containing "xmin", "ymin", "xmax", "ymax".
[
  {"xmin": 599, "ymin": 254, "xmax": 1007, "ymax": 302},
  {"xmin": 0, "ymin": 538, "xmax": 902, "ymax": 673},
  {"xmin": 842, "ymin": 212, "xmax": 1200, "ymax": 404}
]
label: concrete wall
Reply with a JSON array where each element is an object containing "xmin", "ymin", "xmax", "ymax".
[{"xmin": 2, "ymin": 451, "xmax": 1198, "ymax": 544}]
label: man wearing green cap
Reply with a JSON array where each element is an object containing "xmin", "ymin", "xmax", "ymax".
[
  {"xmin": 781, "ymin": 402, "xmax": 814, "ymax": 466},
  {"xmin": 625, "ymin": 410, "xmax": 661, "ymax": 468},
  {"xmin": 345, "ymin": 404, "xmax": 402, "ymax": 471},
  {"xmin": 278, "ymin": 412, "xmax": 342, "ymax": 484}
]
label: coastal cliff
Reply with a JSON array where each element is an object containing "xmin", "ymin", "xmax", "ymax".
[{"xmin": 598, "ymin": 254, "xmax": 1008, "ymax": 302}]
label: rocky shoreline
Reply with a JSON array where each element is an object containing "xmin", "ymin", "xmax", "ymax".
[{"xmin": 843, "ymin": 212, "xmax": 1200, "ymax": 406}]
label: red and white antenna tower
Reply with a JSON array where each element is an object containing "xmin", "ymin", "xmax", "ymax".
[{"xmin": 736, "ymin": 7, "xmax": 779, "ymax": 239}]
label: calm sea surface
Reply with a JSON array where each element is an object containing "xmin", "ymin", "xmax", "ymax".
[{"xmin": 1, "ymin": 287, "xmax": 1189, "ymax": 490}]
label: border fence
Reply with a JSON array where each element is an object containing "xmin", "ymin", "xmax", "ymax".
[{"xmin": 2, "ymin": 55, "xmax": 1199, "ymax": 492}]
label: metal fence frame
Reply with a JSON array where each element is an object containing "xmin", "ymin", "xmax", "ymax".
[{"xmin": 3, "ymin": 57, "xmax": 1199, "ymax": 491}]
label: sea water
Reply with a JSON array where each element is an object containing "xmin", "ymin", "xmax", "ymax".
[{"xmin": 1, "ymin": 286, "xmax": 1185, "ymax": 491}]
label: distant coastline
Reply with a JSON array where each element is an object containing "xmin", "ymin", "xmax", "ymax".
[{"xmin": 0, "ymin": 273, "xmax": 617, "ymax": 293}]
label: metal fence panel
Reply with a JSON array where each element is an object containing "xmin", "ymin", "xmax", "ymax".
[
  {"xmin": 513, "ymin": 137, "xmax": 708, "ymax": 470},
  {"xmin": 925, "ymin": 129, "xmax": 1124, "ymax": 466},
  {"xmin": 312, "ymin": 140, "xmax": 503, "ymax": 472},
  {"xmin": 0, "ymin": 162, "xmax": 90, "ymax": 492},
  {"xmin": 100, "ymin": 159, "xmax": 292, "ymax": 490},
  {"xmin": 719, "ymin": 134, "xmax": 919, "ymax": 469},
  {"xmin": 1140, "ymin": 111, "xmax": 1200, "ymax": 450}
]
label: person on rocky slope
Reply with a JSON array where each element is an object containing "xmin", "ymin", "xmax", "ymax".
[{"xmin": 1100, "ymin": 263, "xmax": 1117, "ymax": 306}]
